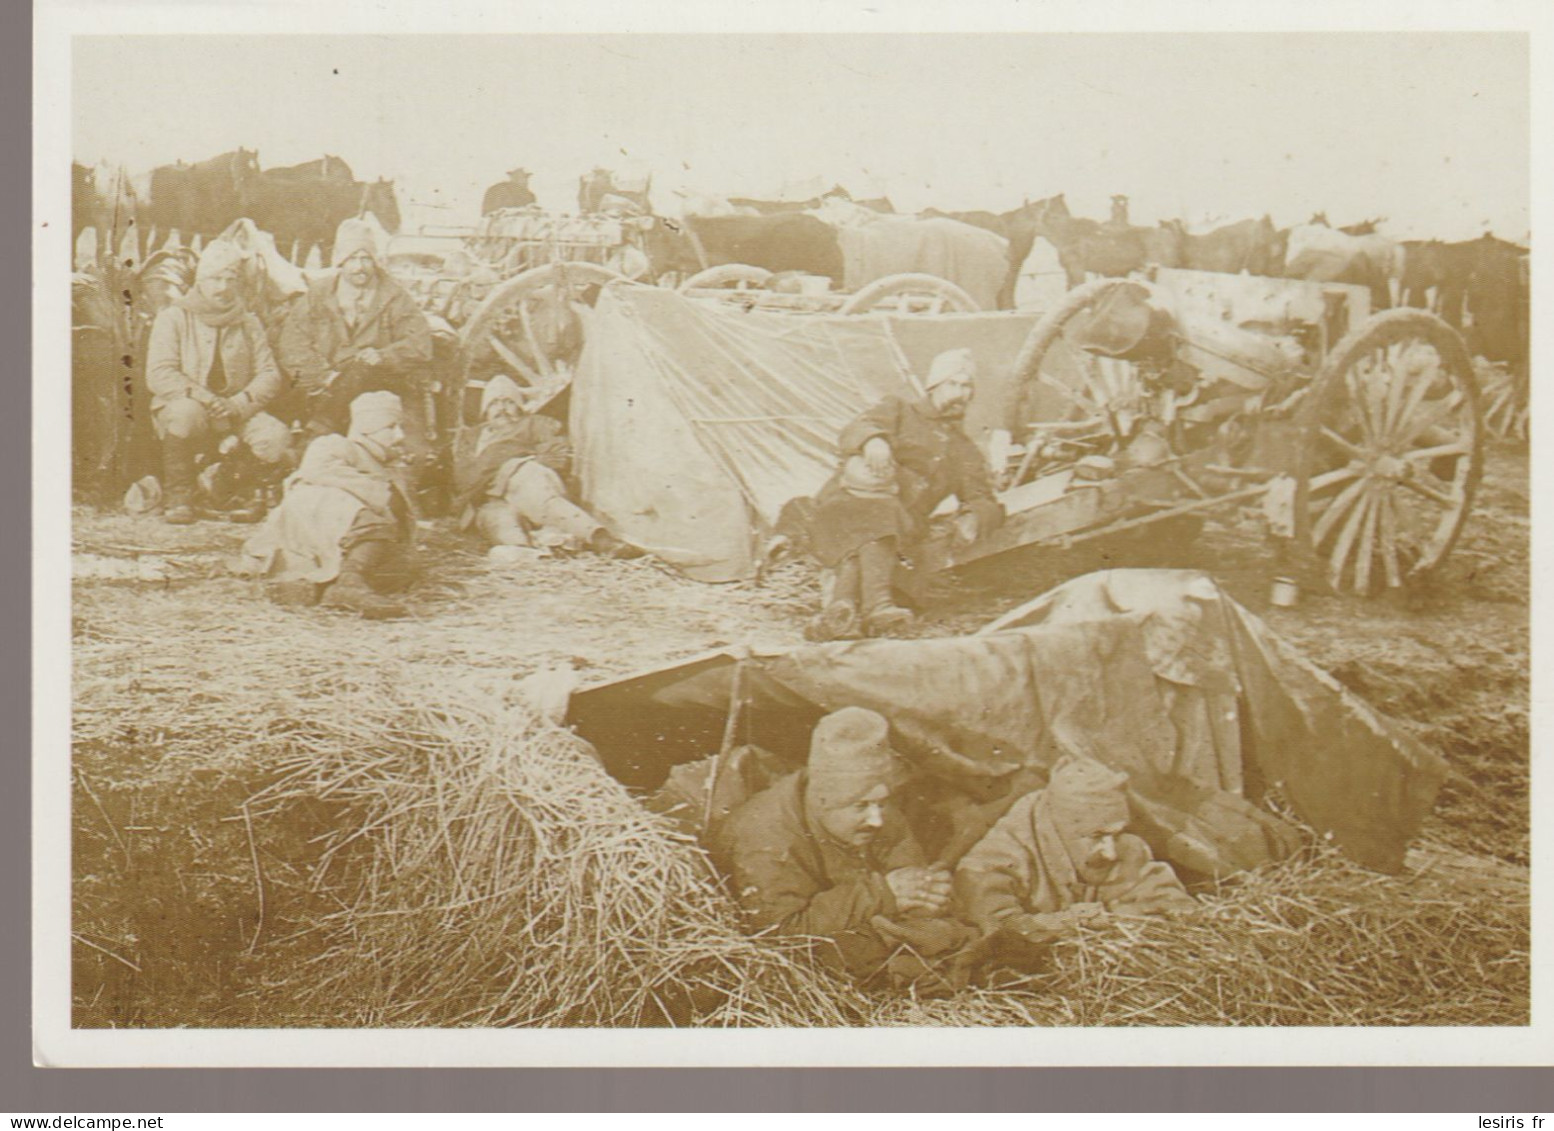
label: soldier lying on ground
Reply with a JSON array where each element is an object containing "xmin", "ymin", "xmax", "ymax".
[
  {"xmin": 713, "ymin": 707, "xmax": 993, "ymax": 989},
  {"xmin": 453, "ymin": 374, "xmax": 643, "ymax": 561},
  {"xmin": 803, "ymin": 348, "xmax": 1004, "ymax": 641},
  {"xmin": 954, "ymin": 755, "xmax": 1197, "ymax": 938},
  {"xmin": 234, "ymin": 391, "xmax": 420, "ymax": 620}
]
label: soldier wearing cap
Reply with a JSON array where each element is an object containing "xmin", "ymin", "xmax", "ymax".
[
  {"xmin": 715, "ymin": 707, "xmax": 963, "ymax": 977},
  {"xmin": 954, "ymin": 755, "xmax": 1196, "ymax": 938},
  {"xmin": 235, "ymin": 390, "xmax": 419, "ymax": 619},
  {"xmin": 276, "ymin": 217, "xmax": 434, "ymax": 463},
  {"xmin": 144, "ymin": 240, "xmax": 288, "ymax": 524},
  {"xmin": 452, "ymin": 374, "xmax": 642, "ymax": 560},
  {"xmin": 804, "ymin": 348, "xmax": 1004, "ymax": 641}
]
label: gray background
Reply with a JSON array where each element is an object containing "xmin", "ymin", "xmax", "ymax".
[{"xmin": 9, "ymin": 4, "xmax": 1552, "ymax": 1112}]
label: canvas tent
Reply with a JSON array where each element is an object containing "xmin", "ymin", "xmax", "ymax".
[
  {"xmin": 570, "ymin": 282, "xmax": 1055, "ymax": 581},
  {"xmin": 567, "ymin": 569, "xmax": 1447, "ymax": 877}
]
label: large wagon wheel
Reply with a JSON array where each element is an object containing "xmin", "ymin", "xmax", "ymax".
[
  {"xmin": 838, "ymin": 273, "xmax": 980, "ymax": 315},
  {"xmin": 1006, "ymin": 278, "xmax": 1152, "ymax": 479},
  {"xmin": 455, "ymin": 261, "xmax": 628, "ymax": 431},
  {"xmin": 1478, "ymin": 360, "xmax": 1528, "ymax": 441},
  {"xmin": 678, "ymin": 263, "xmax": 773, "ymax": 292},
  {"xmin": 1297, "ymin": 309, "xmax": 1483, "ymax": 596}
]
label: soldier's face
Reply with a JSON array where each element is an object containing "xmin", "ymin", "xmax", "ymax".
[
  {"xmin": 929, "ymin": 375, "xmax": 974, "ymax": 418},
  {"xmin": 197, "ymin": 267, "xmax": 239, "ymax": 306},
  {"xmin": 1072, "ymin": 820, "xmax": 1127, "ymax": 885},
  {"xmin": 342, "ymin": 251, "xmax": 377, "ymax": 288},
  {"xmin": 816, "ymin": 782, "xmax": 890, "ymax": 849},
  {"xmin": 486, "ymin": 397, "xmax": 522, "ymax": 423},
  {"xmin": 362, "ymin": 421, "xmax": 406, "ymax": 462}
]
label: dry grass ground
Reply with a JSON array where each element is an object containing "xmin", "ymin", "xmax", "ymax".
[{"xmin": 67, "ymin": 445, "xmax": 1529, "ymax": 1028}]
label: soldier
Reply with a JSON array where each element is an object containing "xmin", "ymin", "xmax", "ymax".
[{"xmin": 804, "ymin": 348, "xmax": 1003, "ymax": 640}]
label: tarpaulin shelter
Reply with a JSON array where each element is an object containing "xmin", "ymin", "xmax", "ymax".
[
  {"xmin": 570, "ymin": 282, "xmax": 1061, "ymax": 581},
  {"xmin": 567, "ymin": 570, "xmax": 1446, "ymax": 876},
  {"xmin": 835, "ymin": 217, "xmax": 1009, "ymax": 311}
]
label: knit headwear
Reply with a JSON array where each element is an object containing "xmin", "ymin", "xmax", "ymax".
[
  {"xmin": 804, "ymin": 707, "xmax": 904, "ymax": 814},
  {"xmin": 480, "ymin": 374, "xmax": 526, "ymax": 418},
  {"xmin": 348, "ymin": 391, "xmax": 403, "ymax": 438},
  {"xmin": 195, "ymin": 240, "xmax": 245, "ymax": 282},
  {"xmin": 1044, "ymin": 755, "xmax": 1131, "ymax": 862},
  {"xmin": 332, "ymin": 218, "xmax": 383, "ymax": 268},
  {"xmin": 924, "ymin": 347, "xmax": 975, "ymax": 391}
]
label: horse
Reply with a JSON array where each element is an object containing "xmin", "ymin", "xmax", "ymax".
[
  {"xmin": 1284, "ymin": 218, "xmax": 1398, "ymax": 309},
  {"xmin": 1033, "ymin": 203, "xmax": 1188, "ymax": 287},
  {"xmin": 71, "ymin": 162, "xmax": 97, "ymax": 256},
  {"xmin": 1181, "ymin": 215, "xmax": 1284, "ymax": 276},
  {"xmin": 140, "ymin": 148, "xmax": 260, "ymax": 245},
  {"xmin": 265, "ymin": 155, "xmax": 355, "ymax": 184},
  {"xmin": 637, "ymin": 212, "xmax": 844, "ymax": 286},
  {"xmin": 922, "ymin": 193, "xmax": 1072, "ymax": 308},
  {"xmin": 241, "ymin": 173, "xmax": 400, "ymax": 264}
]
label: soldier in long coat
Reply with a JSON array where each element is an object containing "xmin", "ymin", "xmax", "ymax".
[
  {"xmin": 276, "ymin": 219, "xmax": 434, "ymax": 470},
  {"xmin": 235, "ymin": 391, "xmax": 419, "ymax": 619},
  {"xmin": 144, "ymin": 241, "xmax": 288, "ymax": 524},
  {"xmin": 954, "ymin": 756, "xmax": 1196, "ymax": 938},
  {"xmin": 715, "ymin": 707, "xmax": 976, "ymax": 983},
  {"xmin": 805, "ymin": 348, "xmax": 1003, "ymax": 640}
]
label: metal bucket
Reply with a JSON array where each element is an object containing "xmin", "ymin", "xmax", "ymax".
[{"xmin": 1270, "ymin": 576, "xmax": 1300, "ymax": 608}]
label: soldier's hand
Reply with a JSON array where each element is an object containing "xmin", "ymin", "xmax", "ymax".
[
  {"xmin": 1069, "ymin": 901, "xmax": 1109, "ymax": 925},
  {"xmin": 863, "ymin": 436, "xmax": 894, "ymax": 479},
  {"xmin": 886, "ymin": 866, "xmax": 954, "ymax": 916},
  {"xmin": 357, "ymin": 347, "xmax": 383, "ymax": 367}
]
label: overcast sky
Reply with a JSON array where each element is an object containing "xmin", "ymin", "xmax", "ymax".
[{"xmin": 73, "ymin": 32, "xmax": 1528, "ymax": 241}]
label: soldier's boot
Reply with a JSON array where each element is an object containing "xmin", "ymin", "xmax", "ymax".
[
  {"xmin": 859, "ymin": 538, "xmax": 914, "ymax": 636},
  {"xmin": 320, "ymin": 542, "xmax": 409, "ymax": 620},
  {"xmin": 160, "ymin": 436, "xmax": 200, "ymax": 525},
  {"xmin": 805, "ymin": 557, "xmax": 863, "ymax": 642}
]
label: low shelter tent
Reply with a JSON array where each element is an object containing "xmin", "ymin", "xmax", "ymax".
[
  {"xmin": 569, "ymin": 282, "xmax": 1065, "ymax": 582},
  {"xmin": 567, "ymin": 569, "xmax": 1446, "ymax": 879}
]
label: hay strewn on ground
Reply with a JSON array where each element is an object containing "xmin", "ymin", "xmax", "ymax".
[
  {"xmin": 246, "ymin": 671, "xmax": 864, "ymax": 1027},
  {"xmin": 873, "ymin": 840, "xmax": 1528, "ymax": 1027},
  {"xmin": 68, "ymin": 447, "xmax": 1531, "ymax": 1028}
]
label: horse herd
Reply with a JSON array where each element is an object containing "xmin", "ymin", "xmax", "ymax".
[
  {"xmin": 71, "ymin": 153, "xmax": 1528, "ymax": 370},
  {"xmin": 71, "ymin": 150, "xmax": 401, "ymax": 268}
]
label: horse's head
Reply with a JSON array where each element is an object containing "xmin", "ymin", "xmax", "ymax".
[
  {"xmin": 636, "ymin": 214, "xmax": 700, "ymax": 281},
  {"xmin": 1010, "ymin": 193, "xmax": 1069, "ymax": 233},
  {"xmin": 363, "ymin": 178, "xmax": 401, "ymax": 234}
]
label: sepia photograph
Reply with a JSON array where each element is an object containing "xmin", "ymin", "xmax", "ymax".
[{"xmin": 34, "ymin": 1, "xmax": 1543, "ymax": 1067}]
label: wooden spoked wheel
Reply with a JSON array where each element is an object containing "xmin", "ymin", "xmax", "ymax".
[
  {"xmin": 677, "ymin": 263, "xmax": 773, "ymax": 292},
  {"xmin": 455, "ymin": 262, "xmax": 628, "ymax": 429},
  {"xmin": 1298, "ymin": 309, "xmax": 1483, "ymax": 595},
  {"xmin": 1479, "ymin": 361, "xmax": 1529, "ymax": 441},
  {"xmin": 1008, "ymin": 278, "xmax": 1151, "ymax": 462},
  {"xmin": 837, "ymin": 273, "xmax": 980, "ymax": 315}
]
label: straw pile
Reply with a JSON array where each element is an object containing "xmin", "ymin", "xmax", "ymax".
[{"xmin": 243, "ymin": 670, "xmax": 863, "ymax": 1027}]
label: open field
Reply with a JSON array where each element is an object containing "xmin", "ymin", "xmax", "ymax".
[{"xmin": 67, "ymin": 445, "xmax": 1529, "ymax": 1028}]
